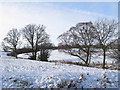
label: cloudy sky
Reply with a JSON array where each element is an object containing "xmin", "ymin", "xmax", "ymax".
[{"xmin": 0, "ymin": 1, "xmax": 118, "ymax": 48}]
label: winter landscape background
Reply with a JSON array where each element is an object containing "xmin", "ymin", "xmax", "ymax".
[
  {"xmin": 0, "ymin": 1, "xmax": 119, "ymax": 89},
  {"xmin": 0, "ymin": 51, "xmax": 119, "ymax": 88}
]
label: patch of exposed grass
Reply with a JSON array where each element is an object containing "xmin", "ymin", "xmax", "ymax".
[{"xmin": 50, "ymin": 61, "xmax": 119, "ymax": 70}]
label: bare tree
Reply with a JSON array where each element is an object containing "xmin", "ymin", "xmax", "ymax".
[
  {"xmin": 108, "ymin": 38, "xmax": 119, "ymax": 64},
  {"xmin": 1, "ymin": 41, "xmax": 9, "ymax": 52},
  {"xmin": 3, "ymin": 29, "xmax": 20, "ymax": 58},
  {"xmin": 22, "ymin": 24, "xmax": 50, "ymax": 60},
  {"xmin": 94, "ymin": 19, "xmax": 118, "ymax": 68},
  {"xmin": 58, "ymin": 22, "xmax": 96, "ymax": 65}
]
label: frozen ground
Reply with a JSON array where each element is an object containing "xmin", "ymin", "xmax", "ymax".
[
  {"xmin": 18, "ymin": 50, "xmax": 115, "ymax": 64},
  {"xmin": 0, "ymin": 55, "xmax": 119, "ymax": 88}
]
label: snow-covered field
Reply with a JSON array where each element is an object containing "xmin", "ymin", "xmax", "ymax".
[
  {"xmin": 0, "ymin": 55, "xmax": 119, "ymax": 88},
  {"xmin": 18, "ymin": 50, "xmax": 115, "ymax": 64}
]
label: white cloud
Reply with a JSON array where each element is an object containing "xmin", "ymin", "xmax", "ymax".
[{"xmin": 0, "ymin": 2, "xmax": 117, "ymax": 48}]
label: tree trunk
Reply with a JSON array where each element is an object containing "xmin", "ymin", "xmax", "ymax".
[
  {"xmin": 102, "ymin": 48, "xmax": 106, "ymax": 68},
  {"xmin": 14, "ymin": 46, "xmax": 17, "ymax": 58},
  {"xmin": 88, "ymin": 53, "xmax": 91, "ymax": 65},
  {"xmin": 86, "ymin": 56, "xmax": 89, "ymax": 66},
  {"xmin": 15, "ymin": 52, "xmax": 17, "ymax": 58},
  {"xmin": 32, "ymin": 44, "xmax": 36, "ymax": 60},
  {"xmin": 34, "ymin": 52, "xmax": 36, "ymax": 60},
  {"xmin": 34, "ymin": 45, "xmax": 38, "ymax": 60},
  {"xmin": 86, "ymin": 48, "xmax": 90, "ymax": 66},
  {"xmin": 34, "ymin": 49, "xmax": 38, "ymax": 60}
]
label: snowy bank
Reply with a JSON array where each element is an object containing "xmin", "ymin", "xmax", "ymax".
[{"xmin": 0, "ymin": 57, "xmax": 118, "ymax": 88}]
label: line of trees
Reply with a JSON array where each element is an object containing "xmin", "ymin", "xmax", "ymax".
[
  {"xmin": 1, "ymin": 18, "xmax": 118, "ymax": 68},
  {"xmin": 2, "ymin": 24, "xmax": 53, "ymax": 61},
  {"xmin": 58, "ymin": 19, "xmax": 118, "ymax": 68}
]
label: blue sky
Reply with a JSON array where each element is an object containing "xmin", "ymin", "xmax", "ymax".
[
  {"xmin": 51, "ymin": 2, "xmax": 118, "ymax": 17},
  {"xmin": 0, "ymin": 2, "xmax": 118, "ymax": 47},
  {"xmin": 1, "ymin": 2, "xmax": 117, "ymax": 18}
]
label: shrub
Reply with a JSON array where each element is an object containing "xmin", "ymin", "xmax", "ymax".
[{"xmin": 38, "ymin": 49, "xmax": 50, "ymax": 62}]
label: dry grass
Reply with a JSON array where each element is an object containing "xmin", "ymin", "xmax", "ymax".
[{"xmin": 50, "ymin": 61, "xmax": 119, "ymax": 70}]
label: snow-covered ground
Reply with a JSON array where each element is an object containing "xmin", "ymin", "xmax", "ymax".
[
  {"xmin": 0, "ymin": 55, "xmax": 119, "ymax": 88},
  {"xmin": 18, "ymin": 50, "xmax": 115, "ymax": 64}
]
